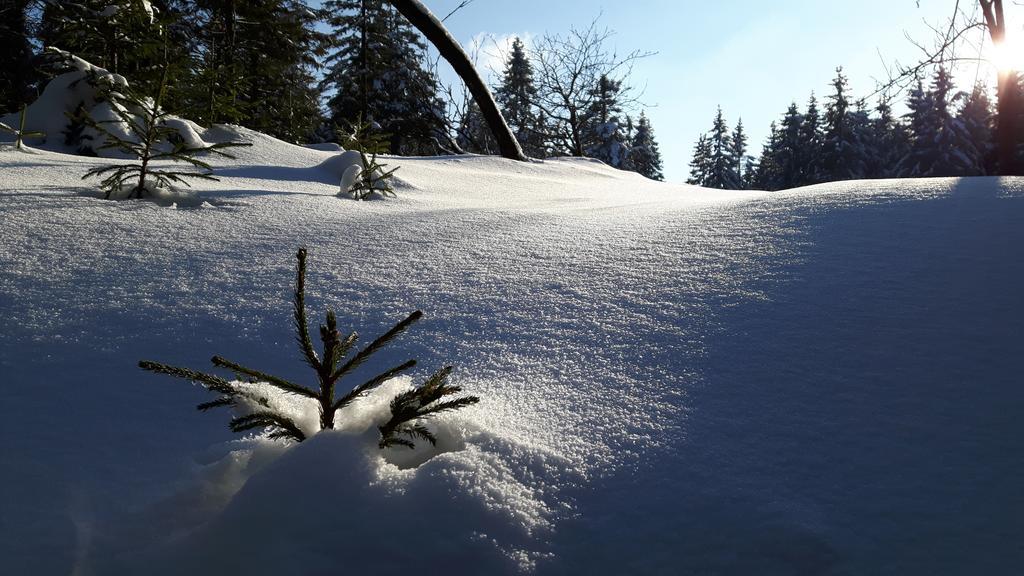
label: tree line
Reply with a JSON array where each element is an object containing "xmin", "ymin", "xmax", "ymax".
[
  {"xmin": 0, "ymin": 0, "xmax": 664, "ymax": 179},
  {"xmin": 689, "ymin": 66, "xmax": 1024, "ymax": 191}
]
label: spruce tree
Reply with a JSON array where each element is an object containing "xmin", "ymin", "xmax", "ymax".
[
  {"xmin": 797, "ymin": 93, "xmax": 824, "ymax": 185},
  {"xmin": 774, "ymin": 102, "xmax": 804, "ymax": 189},
  {"xmin": 81, "ymin": 64, "xmax": 249, "ymax": 199},
  {"xmin": 141, "ymin": 248, "xmax": 479, "ymax": 449},
  {"xmin": 687, "ymin": 133, "xmax": 711, "ymax": 186},
  {"xmin": 703, "ymin": 107, "xmax": 740, "ymax": 189},
  {"xmin": 321, "ymin": 0, "xmax": 445, "ymax": 154},
  {"xmin": 0, "ymin": 0, "xmax": 35, "ymax": 113},
  {"xmin": 900, "ymin": 68, "xmax": 978, "ymax": 177},
  {"xmin": 455, "ymin": 99, "xmax": 497, "ymax": 154},
  {"xmin": 582, "ymin": 74, "xmax": 630, "ymax": 168},
  {"xmin": 752, "ymin": 121, "xmax": 781, "ymax": 190},
  {"xmin": 821, "ymin": 67, "xmax": 867, "ymax": 182},
  {"xmin": 627, "ymin": 111, "xmax": 664, "ymax": 181},
  {"xmin": 495, "ymin": 37, "xmax": 545, "ymax": 157},
  {"xmin": 730, "ymin": 119, "xmax": 748, "ymax": 188},
  {"xmin": 866, "ymin": 99, "xmax": 910, "ymax": 178},
  {"xmin": 959, "ymin": 83, "xmax": 995, "ymax": 175}
]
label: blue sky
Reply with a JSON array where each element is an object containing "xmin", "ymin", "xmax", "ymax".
[{"xmin": 322, "ymin": 1, "xmax": 1020, "ymax": 182}]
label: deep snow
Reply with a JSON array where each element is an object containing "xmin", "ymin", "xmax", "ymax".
[{"xmin": 1, "ymin": 130, "xmax": 1022, "ymax": 575}]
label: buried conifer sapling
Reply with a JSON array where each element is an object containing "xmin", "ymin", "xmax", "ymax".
[{"xmin": 139, "ymin": 248, "xmax": 478, "ymax": 448}]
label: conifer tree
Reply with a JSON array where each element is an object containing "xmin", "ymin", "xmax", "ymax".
[
  {"xmin": 495, "ymin": 37, "xmax": 545, "ymax": 157},
  {"xmin": 703, "ymin": 107, "xmax": 740, "ymax": 189},
  {"xmin": 730, "ymin": 119, "xmax": 748, "ymax": 188},
  {"xmin": 81, "ymin": 64, "xmax": 249, "ymax": 199},
  {"xmin": 0, "ymin": 0, "xmax": 36, "ymax": 113},
  {"xmin": 866, "ymin": 99, "xmax": 910, "ymax": 178},
  {"xmin": 774, "ymin": 102, "xmax": 804, "ymax": 189},
  {"xmin": 321, "ymin": 0, "xmax": 445, "ymax": 154},
  {"xmin": 455, "ymin": 99, "xmax": 497, "ymax": 154},
  {"xmin": 627, "ymin": 111, "xmax": 664, "ymax": 181},
  {"xmin": 821, "ymin": 67, "xmax": 867, "ymax": 181},
  {"xmin": 959, "ymin": 83, "xmax": 995, "ymax": 175},
  {"xmin": 38, "ymin": 0, "xmax": 174, "ymax": 98},
  {"xmin": 687, "ymin": 133, "xmax": 711, "ymax": 186},
  {"xmin": 797, "ymin": 93, "xmax": 824, "ymax": 185},
  {"xmin": 900, "ymin": 68, "xmax": 978, "ymax": 176},
  {"xmin": 582, "ymin": 74, "xmax": 630, "ymax": 168},
  {"xmin": 0, "ymin": 105, "xmax": 44, "ymax": 149},
  {"xmin": 140, "ymin": 248, "xmax": 479, "ymax": 449},
  {"xmin": 752, "ymin": 121, "xmax": 781, "ymax": 190}
]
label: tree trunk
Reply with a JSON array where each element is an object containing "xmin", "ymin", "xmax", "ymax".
[
  {"xmin": 388, "ymin": 0, "xmax": 527, "ymax": 161},
  {"xmin": 980, "ymin": 0, "xmax": 1022, "ymax": 175}
]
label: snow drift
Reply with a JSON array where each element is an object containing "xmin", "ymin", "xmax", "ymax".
[{"xmin": 1, "ymin": 112, "xmax": 1023, "ymax": 574}]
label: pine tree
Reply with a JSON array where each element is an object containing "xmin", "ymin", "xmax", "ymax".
[
  {"xmin": 821, "ymin": 67, "xmax": 867, "ymax": 182},
  {"xmin": 183, "ymin": 0, "xmax": 325, "ymax": 141},
  {"xmin": 81, "ymin": 64, "xmax": 249, "ymax": 199},
  {"xmin": 687, "ymin": 133, "xmax": 711, "ymax": 186},
  {"xmin": 627, "ymin": 111, "xmax": 663, "ymax": 181},
  {"xmin": 321, "ymin": 0, "xmax": 445, "ymax": 154},
  {"xmin": 752, "ymin": 121, "xmax": 781, "ymax": 190},
  {"xmin": 455, "ymin": 99, "xmax": 497, "ymax": 154},
  {"xmin": 958, "ymin": 83, "xmax": 995, "ymax": 175},
  {"xmin": 866, "ymin": 98, "xmax": 909, "ymax": 178},
  {"xmin": 900, "ymin": 68, "xmax": 977, "ymax": 177},
  {"xmin": 703, "ymin": 107, "xmax": 740, "ymax": 189},
  {"xmin": 797, "ymin": 93, "xmax": 824, "ymax": 185},
  {"xmin": 730, "ymin": 119, "xmax": 748, "ymax": 188},
  {"xmin": 0, "ymin": 0, "xmax": 36, "ymax": 113},
  {"xmin": 38, "ymin": 0, "xmax": 170, "ymax": 98},
  {"xmin": 774, "ymin": 102, "xmax": 804, "ymax": 189},
  {"xmin": 140, "ymin": 248, "xmax": 479, "ymax": 449},
  {"xmin": 495, "ymin": 37, "xmax": 545, "ymax": 157},
  {"xmin": 582, "ymin": 74, "xmax": 630, "ymax": 168}
]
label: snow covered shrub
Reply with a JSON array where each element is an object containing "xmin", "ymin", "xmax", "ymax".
[
  {"xmin": 140, "ymin": 248, "xmax": 478, "ymax": 448},
  {"xmin": 337, "ymin": 118, "xmax": 398, "ymax": 200},
  {"xmin": 80, "ymin": 65, "xmax": 249, "ymax": 199},
  {"xmin": 0, "ymin": 105, "xmax": 44, "ymax": 150}
]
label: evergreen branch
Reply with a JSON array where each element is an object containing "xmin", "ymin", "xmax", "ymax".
[
  {"xmin": 332, "ymin": 311, "xmax": 423, "ymax": 380},
  {"xmin": 197, "ymin": 397, "xmax": 235, "ymax": 411},
  {"xmin": 210, "ymin": 356, "xmax": 318, "ymax": 399},
  {"xmin": 138, "ymin": 360, "xmax": 236, "ymax": 395},
  {"xmin": 332, "ymin": 359, "xmax": 417, "ymax": 412},
  {"xmin": 418, "ymin": 395, "xmax": 481, "ymax": 416},
  {"xmin": 230, "ymin": 411, "xmax": 306, "ymax": 442},
  {"xmin": 293, "ymin": 248, "xmax": 321, "ymax": 371}
]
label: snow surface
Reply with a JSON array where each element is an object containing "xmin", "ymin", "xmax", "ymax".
[{"xmin": 1, "ymin": 130, "xmax": 1023, "ymax": 575}]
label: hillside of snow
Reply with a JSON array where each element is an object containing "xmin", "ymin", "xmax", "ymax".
[{"xmin": 1, "ymin": 128, "xmax": 1023, "ymax": 575}]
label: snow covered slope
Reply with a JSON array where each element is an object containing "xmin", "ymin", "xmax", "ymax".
[{"xmin": 1, "ymin": 133, "xmax": 1022, "ymax": 575}]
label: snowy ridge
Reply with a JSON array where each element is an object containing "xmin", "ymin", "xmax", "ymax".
[{"xmin": 1, "ymin": 130, "xmax": 1023, "ymax": 574}]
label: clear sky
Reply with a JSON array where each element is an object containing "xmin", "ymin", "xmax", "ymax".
[{"xmin": 322, "ymin": 1, "xmax": 1022, "ymax": 182}]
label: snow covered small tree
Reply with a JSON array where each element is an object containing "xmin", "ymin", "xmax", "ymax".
[
  {"xmin": 751, "ymin": 121, "xmax": 782, "ymax": 190},
  {"xmin": 337, "ymin": 117, "xmax": 399, "ymax": 200},
  {"xmin": 140, "ymin": 248, "xmax": 478, "ymax": 448},
  {"xmin": 627, "ymin": 111, "xmax": 663, "ymax": 181},
  {"xmin": 81, "ymin": 67, "xmax": 248, "ymax": 199},
  {"xmin": 774, "ymin": 103, "xmax": 804, "ymax": 189}
]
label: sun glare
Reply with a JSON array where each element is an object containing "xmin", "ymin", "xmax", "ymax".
[{"xmin": 989, "ymin": 35, "xmax": 1024, "ymax": 73}]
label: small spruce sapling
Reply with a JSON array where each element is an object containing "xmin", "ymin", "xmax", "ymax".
[
  {"xmin": 139, "ymin": 248, "xmax": 478, "ymax": 449},
  {"xmin": 338, "ymin": 117, "xmax": 398, "ymax": 200},
  {"xmin": 0, "ymin": 105, "xmax": 45, "ymax": 150},
  {"xmin": 81, "ymin": 64, "xmax": 249, "ymax": 199}
]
